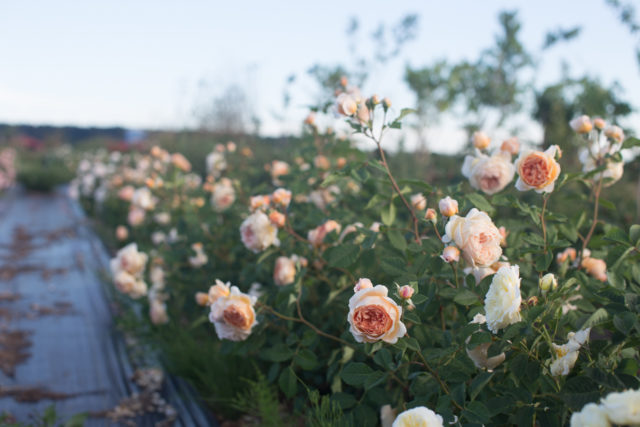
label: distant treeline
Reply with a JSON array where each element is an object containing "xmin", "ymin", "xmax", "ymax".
[{"xmin": 0, "ymin": 124, "xmax": 130, "ymax": 144}]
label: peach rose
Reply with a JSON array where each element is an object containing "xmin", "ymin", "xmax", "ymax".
[
  {"xmin": 353, "ymin": 278, "xmax": 374, "ymax": 293},
  {"xmin": 171, "ymin": 153, "xmax": 192, "ymax": 172},
  {"xmin": 149, "ymin": 299, "xmax": 169, "ymax": 325},
  {"xmin": 581, "ymin": 256, "xmax": 607, "ymax": 281},
  {"xmin": 250, "ymin": 194, "xmax": 271, "ymax": 211},
  {"xmin": 514, "ymin": 145, "xmax": 561, "ymax": 193},
  {"xmin": 347, "ymin": 285, "xmax": 406, "ymax": 344},
  {"xmin": 307, "ymin": 220, "xmax": 342, "ymax": 248},
  {"xmin": 461, "ymin": 151, "xmax": 515, "ymax": 195},
  {"xmin": 269, "ymin": 211, "xmax": 286, "ymax": 228},
  {"xmin": 314, "ymin": 155, "xmax": 330, "ymax": 170},
  {"xmin": 209, "ymin": 286, "xmax": 257, "ymax": 341},
  {"xmin": 557, "ymin": 248, "xmax": 577, "ymax": 264},
  {"xmin": 425, "ymin": 208, "xmax": 437, "ymax": 222},
  {"xmin": 270, "ymin": 160, "xmax": 290, "ymax": 185},
  {"xmin": 118, "ymin": 185, "xmax": 135, "ymax": 202},
  {"xmin": 443, "ymin": 209, "xmax": 502, "ymax": 268},
  {"xmin": 113, "ymin": 270, "xmax": 148, "ymax": 299},
  {"xmin": 271, "ymin": 188, "xmax": 292, "ymax": 208}
]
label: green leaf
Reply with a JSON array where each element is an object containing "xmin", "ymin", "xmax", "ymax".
[
  {"xmin": 605, "ymin": 227, "xmax": 630, "ymax": 245},
  {"xmin": 341, "ymin": 362, "xmax": 373, "ymax": 386},
  {"xmin": 454, "ymin": 290, "xmax": 481, "ymax": 306},
  {"xmin": 373, "ymin": 348, "xmax": 394, "ymax": 370},
  {"xmin": 64, "ymin": 413, "xmax": 88, "ymax": 427},
  {"xmin": 613, "ymin": 312, "xmax": 637, "ymax": 335},
  {"xmin": 535, "ymin": 251, "xmax": 553, "ymax": 272},
  {"xmin": 582, "ymin": 308, "xmax": 609, "ymax": 329},
  {"xmin": 387, "ymin": 228, "xmax": 407, "ymax": 251},
  {"xmin": 608, "ymin": 271, "xmax": 626, "ymax": 290},
  {"xmin": 470, "ymin": 372, "xmax": 494, "ymax": 400},
  {"xmin": 381, "ymin": 202, "xmax": 397, "ymax": 226},
  {"xmin": 599, "ymin": 198, "xmax": 616, "ymax": 210},
  {"xmin": 262, "ymin": 344, "xmax": 295, "ymax": 362},
  {"xmin": 463, "ymin": 401, "xmax": 491, "ymax": 424},
  {"xmin": 279, "ymin": 366, "xmax": 297, "ymax": 398},
  {"xmin": 325, "ymin": 244, "xmax": 360, "ymax": 268},
  {"xmin": 404, "ymin": 337, "xmax": 421, "ymax": 352},
  {"xmin": 622, "ymin": 137, "xmax": 640, "ymax": 149},
  {"xmin": 466, "ymin": 193, "xmax": 495, "ymax": 214},
  {"xmin": 522, "ymin": 233, "xmax": 545, "ymax": 247},
  {"xmin": 630, "ymin": 224, "xmax": 640, "ymax": 246},
  {"xmin": 294, "ymin": 348, "xmax": 319, "ymax": 370}
]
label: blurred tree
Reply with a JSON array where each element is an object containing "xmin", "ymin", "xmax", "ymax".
[
  {"xmin": 195, "ymin": 84, "xmax": 259, "ymax": 136},
  {"xmin": 605, "ymin": 0, "xmax": 640, "ymax": 70}
]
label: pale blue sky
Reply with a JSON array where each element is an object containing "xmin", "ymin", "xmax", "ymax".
[{"xmin": 0, "ymin": 1, "xmax": 638, "ymax": 152}]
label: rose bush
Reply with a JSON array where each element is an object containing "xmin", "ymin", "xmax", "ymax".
[{"xmin": 72, "ymin": 88, "xmax": 640, "ymax": 426}]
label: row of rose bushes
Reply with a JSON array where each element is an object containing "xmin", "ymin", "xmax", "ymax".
[{"xmin": 73, "ymin": 83, "xmax": 640, "ymax": 426}]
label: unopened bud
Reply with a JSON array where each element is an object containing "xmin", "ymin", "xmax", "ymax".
[
  {"xmin": 441, "ymin": 246, "xmax": 460, "ymax": 263},
  {"xmin": 438, "ymin": 196, "xmax": 459, "ymax": 217},
  {"xmin": 472, "ymin": 131, "xmax": 491, "ymax": 150},
  {"xmin": 399, "ymin": 285, "xmax": 414, "ymax": 299},
  {"xmin": 539, "ymin": 273, "xmax": 558, "ymax": 293}
]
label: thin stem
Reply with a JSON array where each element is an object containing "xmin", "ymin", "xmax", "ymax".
[
  {"xmin": 540, "ymin": 193, "xmax": 550, "ymax": 254},
  {"xmin": 451, "ymin": 263, "xmax": 460, "ymax": 288},
  {"xmin": 580, "ymin": 176, "xmax": 604, "ymax": 264},
  {"xmin": 374, "ymin": 139, "xmax": 420, "ymax": 242}
]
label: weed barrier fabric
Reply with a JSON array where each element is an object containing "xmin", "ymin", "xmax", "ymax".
[{"xmin": 0, "ymin": 186, "xmax": 216, "ymax": 426}]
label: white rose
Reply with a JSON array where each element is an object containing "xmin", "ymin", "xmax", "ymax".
[
  {"xmin": 465, "ymin": 315, "xmax": 505, "ymax": 371},
  {"xmin": 484, "ymin": 265, "xmax": 522, "ymax": 333},
  {"xmin": 131, "ymin": 187, "xmax": 156, "ymax": 210},
  {"xmin": 392, "ymin": 406, "xmax": 443, "ymax": 427},
  {"xmin": 240, "ymin": 211, "xmax": 280, "ymax": 253},
  {"xmin": 209, "ymin": 286, "xmax": 257, "ymax": 341},
  {"xmin": 347, "ymin": 285, "xmax": 406, "ymax": 344},
  {"xmin": 600, "ymin": 389, "xmax": 640, "ymax": 425},
  {"xmin": 570, "ymin": 403, "xmax": 610, "ymax": 427},
  {"xmin": 110, "ymin": 243, "xmax": 148, "ymax": 277},
  {"xmin": 461, "ymin": 151, "xmax": 515, "ymax": 195},
  {"xmin": 549, "ymin": 328, "xmax": 590, "ymax": 377},
  {"xmin": 149, "ymin": 299, "xmax": 169, "ymax": 325},
  {"xmin": 211, "ymin": 180, "xmax": 236, "ymax": 212},
  {"xmin": 274, "ymin": 256, "xmax": 296, "ymax": 286},
  {"xmin": 206, "ymin": 151, "xmax": 227, "ymax": 177}
]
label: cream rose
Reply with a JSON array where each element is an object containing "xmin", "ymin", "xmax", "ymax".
[
  {"xmin": 466, "ymin": 313, "xmax": 506, "ymax": 371},
  {"xmin": 461, "ymin": 151, "xmax": 515, "ymax": 195},
  {"xmin": 570, "ymin": 115, "xmax": 593, "ymax": 134},
  {"xmin": 209, "ymin": 286, "xmax": 257, "ymax": 341},
  {"xmin": 549, "ymin": 328, "xmax": 590, "ymax": 376},
  {"xmin": 484, "ymin": 265, "xmax": 522, "ymax": 333},
  {"xmin": 442, "ymin": 208, "xmax": 502, "ymax": 268},
  {"xmin": 211, "ymin": 179, "xmax": 236, "ymax": 212},
  {"xmin": 274, "ymin": 256, "xmax": 297, "ymax": 286},
  {"xmin": 240, "ymin": 211, "xmax": 280, "ymax": 253},
  {"xmin": 128, "ymin": 207, "xmax": 146, "ymax": 227},
  {"xmin": 570, "ymin": 403, "xmax": 610, "ymax": 427},
  {"xmin": 600, "ymin": 389, "xmax": 640, "ymax": 425},
  {"xmin": 392, "ymin": 406, "xmax": 443, "ymax": 427},
  {"xmin": 132, "ymin": 187, "xmax": 156, "ymax": 210},
  {"xmin": 347, "ymin": 285, "xmax": 406, "ymax": 344},
  {"xmin": 579, "ymin": 149, "xmax": 624, "ymax": 186},
  {"xmin": 149, "ymin": 298, "xmax": 169, "ymax": 325},
  {"xmin": 206, "ymin": 151, "xmax": 227, "ymax": 177},
  {"xmin": 514, "ymin": 145, "xmax": 561, "ymax": 193},
  {"xmin": 114, "ymin": 271, "xmax": 147, "ymax": 299},
  {"xmin": 410, "ymin": 193, "xmax": 427, "ymax": 211},
  {"xmin": 110, "ymin": 243, "xmax": 148, "ymax": 277}
]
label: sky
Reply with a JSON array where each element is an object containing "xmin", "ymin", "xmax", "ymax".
[{"xmin": 0, "ymin": 0, "xmax": 638, "ymax": 153}]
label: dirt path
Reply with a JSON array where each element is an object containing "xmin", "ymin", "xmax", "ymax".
[{"xmin": 0, "ymin": 188, "xmax": 214, "ymax": 426}]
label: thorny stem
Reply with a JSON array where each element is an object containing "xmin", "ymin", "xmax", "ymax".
[{"xmin": 415, "ymin": 350, "xmax": 464, "ymax": 412}]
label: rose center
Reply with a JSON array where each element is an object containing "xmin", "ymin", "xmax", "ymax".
[
  {"xmin": 353, "ymin": 305, "xmax": 392, "ymax": 337},
  {"xmin": 521, "ymin": 155, "xmax": 549, "ymax": 187},
  {"xmin": 223, "ymin": 305, "xmax": 250, "ymax": 329}
]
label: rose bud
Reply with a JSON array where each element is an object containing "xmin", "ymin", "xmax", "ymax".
[
  {"xmin": 441, "ymin": 246, "xmax": 460, "ymax": 263},
  {"xmin": 411, "ymin": 193, "xmax": 427, "ymax": 211},
  {"xmin": 269, "ymin": 211, "xmax": 286, "ymax": 228},
  {"xmin": 336, "ymin": 157, "xmax": 347, "ymax": 169},
  {"xmin": 382, "ymin": 97, "xmax": 392, "ymax": 110},
  {"xmin": 472, "ymin": 131, "xmax": 491, "ymax": 150},
  {"xmin": 398, "ymin": 285, "xmax": 414, "ymax": 300},
  {"xmin": 424, "ymin": 208, "xmax": 437, "ymax": 222},
  {"xmin": 115, "ymin": 225, "xmax": 129, "ymax": 241},
  {"xmin": 593, "ymin": 117, "xmax": 606, "ymax": 130},
  {"xmin": 539, "ymin": 273, "xmax": 558, "ymax": 293},
  {"xmin": 500, "ymin": 137, "xmax": 520, "ymax": 155},
  {"xmin": 604, "ymin": 125, "xmax": 624, "ymax": 143},
  {"xmin": 195, "ymin": 292, "xmax": 210, "ymax": 307},
  {"xmin": 569, "ymin": 115, "xmax": 593, "ymax": 134},
  {"xmin": 438, "ymin": 196, "xmax": 459, "ymax": 217},
  {"xmin": 304, "ymin": 112, "xmax": 316, "ymax": 126}
]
